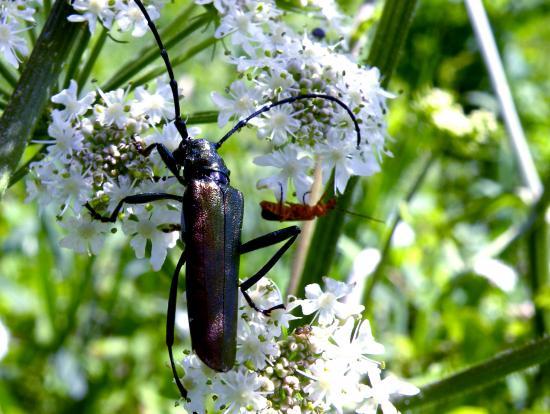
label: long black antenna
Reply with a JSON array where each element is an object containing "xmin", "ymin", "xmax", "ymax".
[
  {"xmin": 216, "ymin": 93, "xmax": 362, "ymax": 149},
  {"xmin": 132, "ymin": 0, "xmax": 189, "ymax": 401},
  {"xmin": 133, "ymin": 0, "xmax": 189, "ymax": 141}
]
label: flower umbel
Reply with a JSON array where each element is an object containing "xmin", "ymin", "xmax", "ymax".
[{"xmin": 174, "ymin": 277, "xmax": 418, "ymax": 414}]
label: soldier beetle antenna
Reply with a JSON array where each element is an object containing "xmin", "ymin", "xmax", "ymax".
[{"xmin": 216, "ymin": 93, "xmax": 362, "ymax": 149}]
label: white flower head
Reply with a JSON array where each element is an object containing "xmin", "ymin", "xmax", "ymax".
[
  {"xmin": 51, "ymin": 164, "xmax": 93, "ymax": 215},
  {"xmin": 94, "ymin": 88, "xmax": 131, "ymax": 128},
  {"xmin": 46, "ymin": 111, "xmax": 85, "ymax": 159},
  {"xmin": 258, "ymin": 104, "xmax": 302, "ymax": 146},
  {"xmin": 357, "ymin": 370, "xmax": 420, "ymax": 414},
  {"xmin": 59, "ymin": 214, "xmax": 111, "ymax": 255},
  {"xmin": 51, "ymin": 80, "xmax": 96, "ymax": 121},
  {"xmin": 213, "ymin": 368, "xmax": 270, "ymax": 414},
  {"xmin": 326, "ymin": 318, "xmax": 385, "ymax": 374},
  {"xmin": 300, "ymin": 277, "xmax": 364, "ymax": 325},
  {"xmin": 254, "ymin": 144, "xmax": 313, "ymax": 202},
  {"xmin": 179, "ymin": 354, "xmax": 213, "ymax": 412},
  {"xmin": 0, "ymin": 19, "xmax": 29, "ymax": 68},
  {"xmin": 69, "ymin": 0, "xmax": 114, "ymax": 33},
  {"xmin": 115, "ymin": 0, "xmax": 159, "ymax": 37},
  {"xmin": 211, "ymin": 80, "xmax": 261, "ymax": 127},
  {"xmin": 132, "ymin": 79, "xmax": 175, "ymax": 123},
  {"xmin": 122, "ymin": 206, "xmax": 179, "ymax": 271},
  {"xmin": 301, "ymin": 359, "xmax": 360, "ymax": 414},
  {"xmin": 237, "ymin": 322, "xmax": 280, "ymax": 369}
]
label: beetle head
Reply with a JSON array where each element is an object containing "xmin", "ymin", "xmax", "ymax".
[{"xmin": 176, "ymin": 138, "xmax": 230, "ymax": 184}]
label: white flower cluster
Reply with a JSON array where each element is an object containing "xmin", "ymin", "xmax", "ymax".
[
  {"xmin": 26, "ymin": 79, "xmax": 194, "ymax": 270},
  {"xmin": 179, "ymin": 277, "xmax": 418, "ymax": 414},
  {"xmin": 0, "ymin": 0, "xmax": 40, "ymax": 68},
  {"xmin": 203, "ymin": 0, "xmax": 392, "ymax": 200},
  {"xmin": 69, "ymin": 0, "xmax": 163, "ymax": 36}
]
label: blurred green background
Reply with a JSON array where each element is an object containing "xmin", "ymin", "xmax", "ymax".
[{"xmin": 0, "ymin": 0, "xmax": 549, "ymax": 413}]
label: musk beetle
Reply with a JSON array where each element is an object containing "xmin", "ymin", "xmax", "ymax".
[{"xmin": 84, "ymin": 0, "xmax": 362, "ymax": 399}]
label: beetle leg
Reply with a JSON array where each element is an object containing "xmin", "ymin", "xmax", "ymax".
[
  {"xmin": 160, "ymin": 223, "xmax": 182, "ymax": 233},
  {"xmin": 239, "ymin": 226, "xmax": 300, "ymax": 315},
  {"xmin": 166, "ymin": 250, "xmax": 188, "ymax": 400},
  {"xmin": 239, "ymin": 225, "xmax": 300, "ymax": 254},
  {"xmin": 85, "ymin": 192, "xmax": 183, "ymax": 223},
  {"xmin": 134, "ymin": 141, "xmax": 185, "ymax": 185}
]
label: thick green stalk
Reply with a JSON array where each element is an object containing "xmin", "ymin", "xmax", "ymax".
[
  {"xmin": 76, "ymin": 26, "xmax": 108, "ymax": 88},
  {"xmin": 294, "ymin": 0, "xmax": 418, "ymax": 296},
  {"xmin": 158, "ymin": 2, "xmax": 198, "ymax": 38},
  {"xmin": 0, "ymin": 61, "xmax": 17, "ymax": 87},
  {"xmin": 38, "ymin": 216, "xmax": 58, "ymax": 339},
  {"xmin": 527, "ymin": 219, "xmax": 549, "ymax": 337},
  {"xmin": 64, "ymin": 25, "xmax": 92, "ymax": 88},
  {"xmin": 526, "ymin": 207, "xmax": 549, "ymax": 400},
  {"xmin": 0, "ymin": 84, "xmax": 10, "ymax": 98},
  {"xmin": 7, "ymin": 145, "xmax": 47, "ymax": 188},
  {"xmin": 393, "ymin": 336, "xmax": 550, "ymax": 411},
  {"xmin": 102, "ymin": 12, "xmax": 211, "ymax": 91},
  {"xmin": 0, "ymin": 0, "xmax": 79, "ymax": 199},
  {"xmin": 187, "ymin": 110, "xmax": 219, "ymax": 125},
  {"xmin": 26, "ymin": 20, "xmax": 37, "ymax": 48},
  {"xmin": 50, "ymin": 257, "xmax": 96, "ymax": 351},
  {"xmin": 129, "ymin": 36, "xmax": 218, "ymax": 89}
]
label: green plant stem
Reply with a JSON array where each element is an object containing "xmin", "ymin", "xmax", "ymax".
[
  {"xmin": 105, "ymin": 247, "xmax": 133, "ymax": 316},
  {"xmin": 102, "ymin": 11, "xmax": 211, "ymax": 91},
  {"xmin": 294, "ymin": 0, "xmax": 418, "ymax": 297},
  {"xmin": 64, "ymin": 25, "xmax": 92, "ymax": 89},
  {"xmin": 159, "ymin": 2, "xmax": 198, "ymax": 38},
  {"xmin": 38, "ymin": 216, "xmax": 58, "ymax": 338},
  {"xmin": 75, "ymin": 26, "xmax": 108, "ymax": 88},
  {"xmin": 50, "ymin": 257, "xmax": 96, "ymax": 351},
  {"xmin": 0, "ymin": 84, "xmax": 10, "ymax": 98},
  {"xmin": 393, "ymin": 336, "xmax": 550, "ymax": 411},
  {"xmin": 7, "ymin": 144, "xmax": 48, "ymax": 188},
  {"xmin": 26, "ymin": 21, "xmax": 37, "ymax": 48},
  {"xmin": 527, "ymin": 219, "xmax": 549, "ymax": 337},
  {"xmin": 187, "ymin": 110, "xmax": 219, "ymax": 125},
  {"xmin": 362, "ymin": 154, "xmax": 434, "ymax": 313},
  {"xmin": 129, "ymin": 36, "xmax": 217, "ymax": 89},
  {"xmin": 0, "ymin": 61, "xmax": 17, "ymax": 87},
  {"xmin": 526, "ymin": 206, "xmax": 549, "ymax": 401},
  {"xmin": 0, "ymin": 0, "xmax": 79, "ymax": 199}
]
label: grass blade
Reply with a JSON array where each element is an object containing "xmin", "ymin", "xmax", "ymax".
[{"xmin": 393, "ymin": 336, "xmax": 550, "ymax": 411}]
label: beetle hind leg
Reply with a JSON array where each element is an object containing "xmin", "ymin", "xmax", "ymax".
[
  {"xmin": 239, "ymin": 225, "xmax": 300, "ymax": 315},
  {"xmin": 241, "ymin": 290, "xmax": 285, "ymax": 316}
]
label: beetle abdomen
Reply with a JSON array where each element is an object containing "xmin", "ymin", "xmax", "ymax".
[{"xmin": 184, "ymin": 180, "xmax": 243, "ymax": 371}]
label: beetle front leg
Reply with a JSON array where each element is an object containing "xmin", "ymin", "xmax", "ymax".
[
  {"xmin": 135, "ymin": 141, "xmax": 185, "ymax": 185},
  {"xmin": 239, "ymin": 226, "xmax": 300, "ymax": 315},
  {"xmin": 85, "ymin": 193, "xmax": 183, "ymax": 223}
]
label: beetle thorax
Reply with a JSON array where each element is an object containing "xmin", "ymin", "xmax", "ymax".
[{"xmin": 181, "ymin": 139, "xmax": 230, "ymax": 184}]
